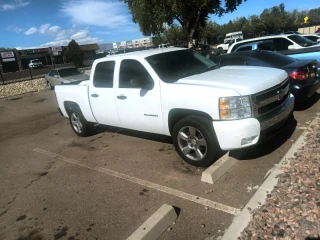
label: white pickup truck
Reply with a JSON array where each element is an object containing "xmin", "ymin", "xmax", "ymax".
[
  {"xmin": 217, "ymin": 38, "xmax": 242, "ymax": 52},
  {"xmin": 55, "ymin": 48, "xmax": 294, "ymax": 167}
]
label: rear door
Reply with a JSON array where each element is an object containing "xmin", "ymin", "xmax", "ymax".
[
  {"xmin": 115, "ymin": 59, "xmax": 164, "ymax": 134},
  {"xmin": 88, "ymin": 60, "xmax": 120, "ymax": 127}
]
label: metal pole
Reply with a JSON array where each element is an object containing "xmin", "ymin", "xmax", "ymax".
[
  {"xmin": 29, "ymin": 68, "xmax": 33, "ymax": 79},
  {"xmin": 0, "ymin": 71, "xmax": 4, "ymax": 85}
]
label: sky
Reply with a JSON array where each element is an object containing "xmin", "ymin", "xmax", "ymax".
[{"xmin": 0, "ymin": 0, "xmax": 319, "ymax": 49}]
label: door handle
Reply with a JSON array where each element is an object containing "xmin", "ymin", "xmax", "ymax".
[
  {"xmin": 117, "ymin": 95, "xmax": 127, "ymax": 100},
  {"xmin": 91, "ymin": 93, "xmax": 99, "ymax": 98}
]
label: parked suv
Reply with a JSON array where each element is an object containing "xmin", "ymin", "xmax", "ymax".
[{"xmin": 29, "ymin": 59, "xmax": 43, "ymax": 69}]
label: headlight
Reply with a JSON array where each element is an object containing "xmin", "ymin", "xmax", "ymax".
[{"xmin": 219, "ymin": 96, "xmax": 252, "ymax": 120}]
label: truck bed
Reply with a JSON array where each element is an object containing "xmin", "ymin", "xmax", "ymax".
[{"xmin": 55, "ymin": 81, "xmax": 97, "ymax": 123}]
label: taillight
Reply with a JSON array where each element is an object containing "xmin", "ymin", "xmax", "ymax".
[{"xmin": 289, "ymin": 69, "xmax": 309, "ymax": 80}]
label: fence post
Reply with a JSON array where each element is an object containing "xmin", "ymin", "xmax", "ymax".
[
  {"xmin": 0, "ymin": 71, "xmax": 4, "ymax": 85},
  {"xmin": 29, "ymin": 68, "xmax": 33, "ymax": 79}
]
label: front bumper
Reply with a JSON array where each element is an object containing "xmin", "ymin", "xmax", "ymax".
[{"xmin": 213, "ymin": 94, "xmax": 294, "ymax": 150}]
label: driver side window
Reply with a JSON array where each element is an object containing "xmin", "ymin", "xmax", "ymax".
[
  {"xmin": 119, "ymin": 59, "xmax": 153, "ymax": 88},
  {"xmin": 49, "ymin": 70, "xmax": 57, "ymax": 77}
]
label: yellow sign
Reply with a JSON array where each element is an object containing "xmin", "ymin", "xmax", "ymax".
[{"xmin": 304, "ymin": 16, "xmax": 309, "ymax": 23}]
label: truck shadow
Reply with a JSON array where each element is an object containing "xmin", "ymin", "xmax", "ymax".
[
  {"xmin": 229, "ymin": 115, "xmax": 297, "ymax": 160},
  {"xmin": 295, "ymin": 92, "xmax": 320, "ymax": 111}
]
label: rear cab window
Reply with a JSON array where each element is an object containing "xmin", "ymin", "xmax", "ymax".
[{"xmin": 93, "ymin": 61, "xmax": 115, "ymax": 88}]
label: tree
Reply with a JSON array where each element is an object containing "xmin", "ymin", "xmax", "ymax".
[
  {"xmin": 65, "ymin": 40, "xmax": 83, "ymax": 68},
  {"xmin": 121, "ymin": 0, "xmax": 247, "ymax": 47}
]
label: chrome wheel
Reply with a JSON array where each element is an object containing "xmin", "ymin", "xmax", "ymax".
[
  {"xmin": 177, "ymin": 126, "xmax": 207, "ymax": 161},
  {"xmin": 71, "ymin": 113, "xmax": 83, "ymax": 133}
]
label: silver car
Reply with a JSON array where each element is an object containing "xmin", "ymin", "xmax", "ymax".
[{"xmin": 45, "ymin": 67, "xmax": 90, "ymax": 90}]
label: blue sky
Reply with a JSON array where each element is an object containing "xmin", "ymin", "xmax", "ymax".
[{"xmin": 0, "ymin": 0, "xmax": 319, "ymax": 49}]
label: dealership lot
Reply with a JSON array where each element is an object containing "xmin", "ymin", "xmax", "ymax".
[{"xmin": 0, "ymin": 90, "xmax": 319, "ymax": 240}]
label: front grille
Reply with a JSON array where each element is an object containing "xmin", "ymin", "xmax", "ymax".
[{"xmin": 251, "ymin": 79, "xmax": 290, "ymax": 120}]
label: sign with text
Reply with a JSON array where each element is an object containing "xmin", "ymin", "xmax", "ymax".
[
  {"xmin": 24, "ymin": 49, "xmax": 49, "ymax": 55},
  {"xmin": 51, "ymin": 46, "xmax": 62, "ymax": 52},
  {"xmin": 1, "ymin": 51, "xmax": 14, "ymax": 58}
]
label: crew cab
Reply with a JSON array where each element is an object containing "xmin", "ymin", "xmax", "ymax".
[{"xmin": 55, "ymin": 48, "xmax": 294, "ymax": 167}]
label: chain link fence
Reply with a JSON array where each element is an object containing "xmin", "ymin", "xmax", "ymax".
[{"xmin": 0, "ymin": 63, "xmax": 74, "ymax": 85}]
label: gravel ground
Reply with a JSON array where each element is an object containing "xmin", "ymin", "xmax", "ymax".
[
  {"xmin": 0, "ymin": 78, "xmax": 47, "ymax": 98},
  {"xmin": 239, "ymin": 119, "xmax": 320, "ymax": 240}
]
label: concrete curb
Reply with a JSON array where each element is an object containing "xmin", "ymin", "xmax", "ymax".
[
  {"xmin": 126, "ymin": 204, "xmax": 178, "ymax": 240},
  {"xmin": 201, "ymin": 152, "xmax": 237, "ymax": 184},
  {"xmin": 221, "ymin": 123, "xmax": 311, "ymax": 240}
]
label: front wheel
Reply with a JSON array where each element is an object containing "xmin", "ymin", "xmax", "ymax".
[
  {"xmin": 172, "ymin": 116, "xmax": 220, "ymax": 167},
  {"xmin": 69, "ymin": 107, "xmax": 94, "ymax": 137}
]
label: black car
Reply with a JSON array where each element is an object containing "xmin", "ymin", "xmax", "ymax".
[{"xmin": 211, "ymin": 50, "xmax": 320, "ymax": 102}]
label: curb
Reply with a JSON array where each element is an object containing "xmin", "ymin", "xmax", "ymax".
[
  {"xmin": 201, "ymin": 152, "xmax": 237, "ymax": 184},
  {"xmin": 221, "ymin": 122, "xmax": 311, "ymax": 240},
  {"xmin": 126, "ymin": 204, "xmax": 178, "ymax": 240}
]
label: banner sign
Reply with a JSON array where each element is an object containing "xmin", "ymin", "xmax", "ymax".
[{"xmin": 1, "ymin": 51, "xmax": 14, "ymax": 58}]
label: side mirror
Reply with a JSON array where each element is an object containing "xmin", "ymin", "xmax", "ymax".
[
  {"xmin": 317, "ymin": 39, "xmax": 320, "ymax": 43},
  {"xmin": 288, "ymin": 45, "xmax": 296, "ymax": 50},
  {"xmin": 130, "ymin": 76, "xmax": 154, "ymax": 90},
  {"xmin": 54, "ymin": 75, "xmax": 58, "ymax": 78}
]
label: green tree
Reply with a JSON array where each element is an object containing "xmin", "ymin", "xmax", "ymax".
[
  {"xmin": 121, "ymin": 0, "xmax": 247, "ymax": 47},
  {"xmin": 65, "ymin": 40, "xmax": 83, "ymax": 68}
]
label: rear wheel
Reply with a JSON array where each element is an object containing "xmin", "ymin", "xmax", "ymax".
[
  {"xmin": 172, "ymin": 115, "xmax": 220, "ymax": 167},
  {"xmin": 69, "ymin": 107, "xmax": 94, "ymax": 137}
]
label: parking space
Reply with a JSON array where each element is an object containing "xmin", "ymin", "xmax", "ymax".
[{"xmin": 0, "ymin": 90, "xmax": 319, "ymax": 239}]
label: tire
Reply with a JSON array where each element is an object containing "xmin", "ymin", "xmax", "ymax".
[
  {"xmin": 172, "ymin": 115, "xmax": 220, "ymax": 167},
  {"xmin": 47, "ymin": 81, "xmax": 54, "ymax": 90},
  {"xmin": 69, "ymin": 107, "xmax": 94, "ymax": 137}
]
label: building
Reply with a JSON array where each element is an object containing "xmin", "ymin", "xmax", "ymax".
[
  {"xmin": 131, "ymin": 37, "xmax": 152, "ymax": 48},
  {"xmin": 112, "ymin": 37, "xmax": 153, "ymax": 49}
]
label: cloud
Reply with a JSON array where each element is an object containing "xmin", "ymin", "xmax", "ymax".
[
  {"xmin": 39, "ymin": 37, "xmax": 102, "ymax": 48},
  {"xmin": 96, "ymin": 31, "xmax": 112, "ymax": 35},
  {"xmin": 60, "ymin": 0, "xmax": 133, "ymax": 29},
  {"xmin": 24, "ymin": 27, "xmax": 37, "ymax": 35},
  {"xmin": 0, "ymin": 0, "xmax": 29, "ymax": 11},
  {"xmin": 17, "ymin": 24, "xmax": 102, "ymax": 48},
  {"xmin": 7, "ymin": 25, "xmax": 24, "ymax": 33},
  {"xmin": 71, "ymin": 30, "xmax": 89, "ymax": 40},
  {"xmin": 38, "ymin": 24, "xmax": 51, "ymax": 35}
]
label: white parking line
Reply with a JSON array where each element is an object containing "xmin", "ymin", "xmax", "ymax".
[{"xmin": 33, "ymin": 148, "xmax": 240, "ymax": 216}]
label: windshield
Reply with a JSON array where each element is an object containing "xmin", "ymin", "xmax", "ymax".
[
  {"xmin": 58, "ymin": 68, "xmax": 82, "ymax": 77},
  {"xmin": 33, "ymin": 60, "xmax": 40, "ymax": 63},
  {"xmin": 145, "ymin": 50, "xmax": 217, "ymax": 83},
  {"xmin": 288, "ymin": 35, "xmax": 318, "ymax": 47}
]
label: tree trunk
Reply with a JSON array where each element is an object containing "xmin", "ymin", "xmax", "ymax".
[{"xmin": 188, "ymin": 28, "xmax": 195, "ymax": 48}]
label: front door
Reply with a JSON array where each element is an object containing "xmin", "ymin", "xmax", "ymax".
[
  {"xmin": 89, "ymin": 60, "xmax": 120, "ymax": 127},
  {"xmin": 115, "ymin": 59, "xmax": 164, "ymax": 134}
]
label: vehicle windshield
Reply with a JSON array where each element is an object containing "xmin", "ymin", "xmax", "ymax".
[
  {"xmin": 58, "ymin": 68, "xmax": 82, "ymax": 77},
  {"xmin": 33, "ymin": 60, "xmax": 40, "ymax": 63},
  {"xmin": 145, "ymin": 49, "xmax": 217, "ymax": 83},
  {"xmin": 288, "ymin": 35, "xmax": 318, "ymax": 47}
]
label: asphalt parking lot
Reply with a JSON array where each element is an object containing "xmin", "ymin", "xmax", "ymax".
[{"xmin": 0, "ymin": 89, "xmax": 319, "ymax": 240}]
